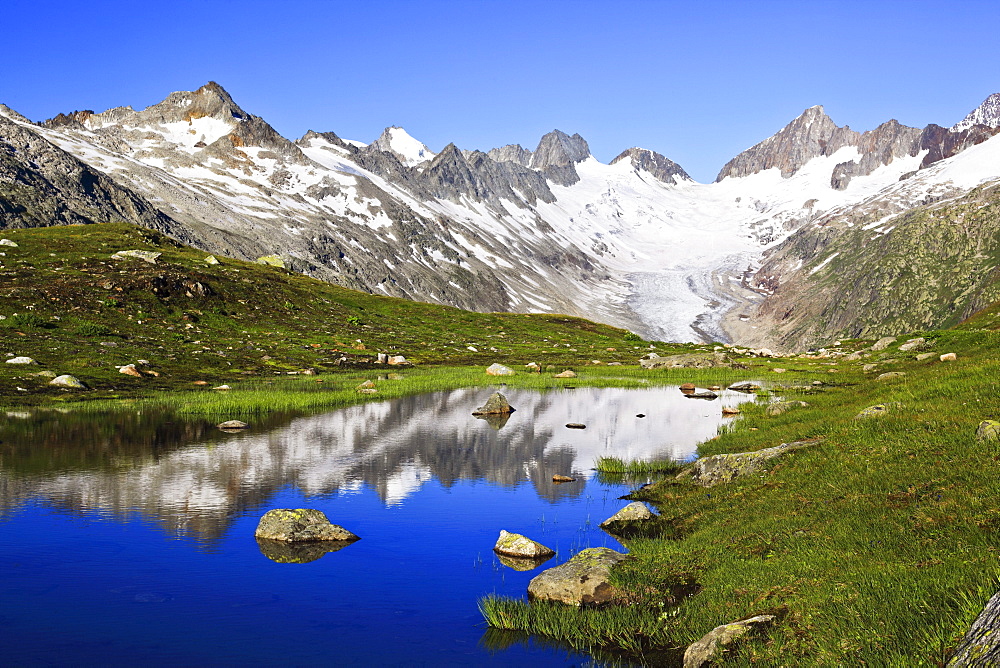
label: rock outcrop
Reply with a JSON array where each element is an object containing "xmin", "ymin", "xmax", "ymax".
[{"xmin": 677, "ymin": 440, "xmax": 816, "ymax": 487}]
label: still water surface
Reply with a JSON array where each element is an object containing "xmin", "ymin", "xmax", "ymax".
[{"xmin": 0, "ymin": 385, "xmax": 754, "ymax": 666}]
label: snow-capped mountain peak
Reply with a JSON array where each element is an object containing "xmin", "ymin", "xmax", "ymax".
[
  {"xmin": 371, "ymin": 126, "xmax": 436, "ymax": 166},
  {"xmin": 952, "ymin": 92, "xmax": 1000, "ymax": 131}
]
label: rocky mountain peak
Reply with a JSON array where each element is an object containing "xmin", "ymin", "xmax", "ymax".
[
  {"xmin": 952, "ymin": 92, "xmax": 1000, "ymax": 131},
  {"xmin": 487, "ymin": 143, "xmax": 532, "ymax": 167},
  {"xmin": 530, "ymin": 130, "xmax": 591, "ymax": 186},
  {"xmin": 716, "ymin": 105, "xmax": 860, "ymax": 181},
  {"xmin": 370, "ymin": 126, "xmax": 436, "ymax": 166},
  {"xmin": 610, "ymin": 147, "xmax": 690, "ymax": 185}
]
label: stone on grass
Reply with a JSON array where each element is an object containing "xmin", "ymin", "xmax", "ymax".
[
  {"xmin": 111, "ymin": 249, "xmax": 161, "ymax": 264},
  {"xmin": 472, "ymin": 392, "xmax": 514, "ymax": 415},
  {"xmin": 356, "ymin": 379, "xmax": 376, "ymax": 391},
  {"xmin": 676, "ymin": 440, "xmax": 817, "ymax": 487},
  {"xmin": 721, "ymin": 406, "xmax": 741, "ymax": 416},
  {"xmin": 976, "ymin": 420, "xmax": 1000, "ymax": 443},
  {"xmin": 255, "ymin": 509, "xmax": 359, "ymax": 543},
  {"xmin": 554, "ymin": 369, "xmax": 577, "ymax": 378},
  {"xmin": 528, "ymin": 547, "xmax": 628, "ymax": 607},
  {"xmin": 0, "ymin": 239, "xmax": 18, "ymax": 247},
  {"xmin": 387, "ymin": 355, "xmax": 409, "ymax": 366},
  {"xmin": 6, "ymin": 356, "xmax": 37, "ymax": 365},
  {"xmin": 256, "ymin": 255, "xmax": 286, "ymax": 268},
  {"xmin": 118, "ymin": 364, "xmax": 142, "ymax": 377},
  {"xmin": 600, "ymin": 502, "xmax": 656, "ymax": 528},
  {"xmin": 940, "ymin": 353, "xmax": 958, "ymax": 362},
  {"xmin": 856, "ymin": 404, "xmax": 890, "ymax": 419},
  {"xmin": 767, "ymin": 401, "xmax": 809, "ymax": 416},
  {"xmin": 683, "ymin": 615, "xmax": 776, "ymax": 668},
  {"xmin": 212, "ymin": 384, "xmax": 231, "ymax": 391},
  {"xmin": 916, "ymin": 352, "xmax": 937, "ymax": 361},
  {"xmin": 486, "ymin": 363, "xmax": 515, "ymax": 376},
  {"xmin": 870, "ymin": 336, "xmax": 897, "ymax": 351},
  {"xmin": 640, "ymin": 352, "xmax": 730, "ymax": 369},
  {"xmin": 876, "ymin": 371, "xmax": 907, "ymax": 381},
  {"xmin": 204, "ymin": 255, "xmax": 220, "ymax": 265},
  {"xmin": 898, "ymin": 337, "xmax": 928, "ymax": 352},
  {"xmin": 217, "ymin": 420, "xmax": 249, "ymax": 430},
  {"xmin": 494, "ymin": 530, "xmax": 556, "ymax": 559},
  {"xmin": 49, "ymin": 375, "xmax": 86, "ymax": 389}
]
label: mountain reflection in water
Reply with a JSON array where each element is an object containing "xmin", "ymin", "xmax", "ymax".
[{"xmin": 0, "ymin": 385, "xmax": 754, "ymax": 542}]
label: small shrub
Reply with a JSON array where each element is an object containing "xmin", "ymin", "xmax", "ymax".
[
  {"xmin": 75, "ymin": 322, "xmax": 113, "ymax": 337},
  {"xmin": 4, "ymin": 312, "xmax": 51, "ymax": 329},
  {"xmin": 347, "ymin": 315, "xmax": 363, "ymax": 326},
  {"xmin": 623, "ymin": 331, "xmax": 643, "ymax": 341}
]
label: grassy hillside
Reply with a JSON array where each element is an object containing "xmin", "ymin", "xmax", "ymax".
[{"xmin": 0, "ymin": 222, "xmax": 695, "ymax": 405}]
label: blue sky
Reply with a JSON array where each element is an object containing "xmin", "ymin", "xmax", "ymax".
[{"xmin": 3, "ymin": 0, "xmax": 999, "ymax": 182}]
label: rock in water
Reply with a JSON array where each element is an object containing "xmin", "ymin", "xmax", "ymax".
[
  {"xmin": 255, "ymin": 509, "xmax": 359, "ymax": 543},
  {"xmin": 552, "ymin": 474, "xmax": 576, "ymax": 482},
  {"xmin": 256, "ymin": 538, "xmax": 355, "ymax": 564},
  {"xmin": 528, "ymin": 547, "xmax": 628, "ymax": 606},
  {"xmin": 49, "ymin": 375, "xmax": 87, "ymax": 389},
  {"xmin": 600, "ymin": 502, "xmax": 657, "ymax": 528},
  {"xmin": 472, "ymin": 392, "xmax": 515, "ymax": 415},
  {"xmin": 486, "ymin": 363, "xmax": 515, "ymax": 376},
  {"xmin": 217, "ymin": 420, "xmax": 249, "ymax": 430},
  {"xmin": 683, "ymin": 615, "xmax": 776, "ymax": 667},
  {"xmin": 493, "ymin": 530, "xmax": 556, "ymax": 559}
]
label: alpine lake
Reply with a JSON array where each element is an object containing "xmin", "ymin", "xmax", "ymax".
[{"xmin": 0, "ymin": 384, "xmax": 760, "ymax": 666}]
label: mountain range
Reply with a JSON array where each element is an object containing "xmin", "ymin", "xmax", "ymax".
[{"xmin": 2, "ymin": 82, "xmax": 999, "ymax": 350}]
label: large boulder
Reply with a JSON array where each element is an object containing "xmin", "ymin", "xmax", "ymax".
[
  {"xmin": 49, "ymin": 374, "xmax": 87, "ymax": 389},
  {"xmin": 676, "ymin": 441, "xmax": 816, "ymax": 487},
  {"xmin": 494, "ymin": 530, "xmax": 555, "ymax": 559},
  {"xmin": 5, "ymin": 356, "xmax": 37, "ymax": 365},
  {"xmin": 472, "ymin": 392, "xmax": 515, "ymax": 415},
  {"xmin": 683, "ymin": 615, "xmax": 776, "ymax": 667},
  {"xmin": 528, "ymin": 547, "xmax": 628, "ymax": 606},
  {"xmin": 640, "ymin": 352, "xmax": 730, "ymax": 370},
  {"xmin": 254, "ymin": 509, "xmax": 359, "ymax": 543},
  {"xmin": 899, "ymin": 337, "xmax": 928, "ymax": 352},
  {"xmin": 870, "ymin": 336, "xmax": 897, "ymax": 351},
  {"xmin": 600, "ymin": 501, "xmax": 657, "ymax": 528},
  {"xmin": 486, "ymin": 363, "xmax": 515, "ymax": 376}
]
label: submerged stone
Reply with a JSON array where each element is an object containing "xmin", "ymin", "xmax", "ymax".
[{"xmin": 255, "ymin": 509, "xmax": 360, "ymax": 543}]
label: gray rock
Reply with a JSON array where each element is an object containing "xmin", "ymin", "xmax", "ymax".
[
  {"xmin": 947, "ymin": 588, "xmax": 1000, "ymax": 666},
  {"xmin": 217, "ymin": 420, "xmax": 249, "ymax": 430},
  {"xmin": 49, "ymin": 374, "xmax": 87, "ymax": 389},
  {"xmin": 493, "ymin": 530, "xmax": 555, "ymax": 559},
  {"xmin": 472, "ymin": 392, "xmax": 514, "ymax": 415},
  {"xmin": 685, "ymin": 390, "xmax": 719, "ymax": 399},
  {"xmin": 609, "ymin": 147, "xmax": 690, "ymax": 185},
  {"xmin": 0, "ymin": 239, "xmax": 18, "ymax": 247},
  {"xmin": 767, "ymin": 400, "xmax": 809, "ymax": 416},
  {"xmin": 111, "ymin": 249, "xmax": 161, "ymax": 264},
  {"xmin": 5, "ymin": 356, "xmax": 37, "ymax": 365},
  {"xmin": 485, "ymin": 363, "xmax": 515, "ymax": 376},
  {"xmin": 599, "ymin": 502, "xmax": 656, "ymax": 528},
  {"xmin": 976, "ymin": 420, "xmax": 1000, "ymax": 443},
  {"xmin": 528, "ymin": 547, "xmax": 628, "ymax": 606},
  {"xmin": 856, "ymin": 404, "xmax": 890, "ymax": 419},
  {"xmin": 554, "ymin": 369, "xmax": 577, "ymax": 378},
  {"xmin": 683, "ymin": 615, "xmax": 776, "ymax": 668},
  {"xmin": 254, "ymin": 509, "xmax": 359, "ymax": 542},
  {"xmin": 898, "ymin": 337, "xmax": 927, "ymax": 351},
  {"xmin": 728, "ymin": 381, "xmax": 761, "ymax": 392},
  {"xmin": 870, "ymin": 336, "xmax": 898, "ymax": 351},
  {"xmin": 915, "ymin": 352, "xmax": 937, "ymax": 361},
  {"xmin": 677, "ymin": 440, "xmax": 816, "ymax": 487},
  {"xmin": 876, "ymin": 371, "xmax": 907, "ymax": 381}
]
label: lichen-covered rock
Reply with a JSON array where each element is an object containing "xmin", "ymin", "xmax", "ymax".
[
  {"xmin": 49, "ymin": 374, "xmax": 87, "ymax": 389},
  {"xmin": 528, "ymin": 547, "xmax": 628, "ymax": 606},
  {"xmin": 472, "ymin": 392, "xmax": 514, "ymax": 415},
  {"xmin": 486, "ymin": 363, "xmax": 515, "ymax": 376},
  {"xmin": 856, "ymin": 404, "xmax": 890, "ymax": 419},
  {"xmin": 683, "ymin": 615, "xmax": 776, "ymax": 667},
  {"xmin": 976, "ymin": 420, "xmax": 1000, "ymax": 443},
  {"xmin": 870, "ymin": 336, "xmax": 897, "ymax": 351},
  {"xmin": 677, "ymin": 440, "xmax": 816, "ymax": 487},
  {"xmin": 554, "ymin": 369, "xmax": 577, "ymax": 378},
  {"xmin": 256, "ymin": 255, "xmax": 286, "ymax": 268},
  {"xmin": 876, "ymin": 371, "xmax": 907, "ymax": 381},
  {"xmin": 948, "ymin": 588, "xmax": 1000, "ymax": 666},
  {"xmin": 767, "ymin": 400, "xmax": 809, "ymax": 416},
  {"xmin": 600, "ymin": 502, "xmax": 656, "ymax": 528},
  {"xmin": 254, "ymin": 509, "xmax": 359, "ymax": 543},
  {"xmin": 640, "ymin": 352, "xmax": 729, "ymax": 369},
  {"xmin": 728, "ymin": 381, "xmax": 761, "ymax": 392},
  {"xmin": 494, "ymin": 530, "xmax": 555, "ymax": 559}
]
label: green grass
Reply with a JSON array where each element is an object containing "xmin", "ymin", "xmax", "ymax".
[{"xmin": 480, "ymin": 330, "xmax": 1000, "ymax": 665}]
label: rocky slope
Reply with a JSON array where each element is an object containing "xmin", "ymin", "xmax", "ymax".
[{"xmin": 4, "ymin": 83, "xmax": 1000, "ymax": 348}]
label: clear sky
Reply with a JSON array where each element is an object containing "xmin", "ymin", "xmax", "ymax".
[{"xmin": 3, "ymin": 0, "xmax": 999, "ymax": 182}]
